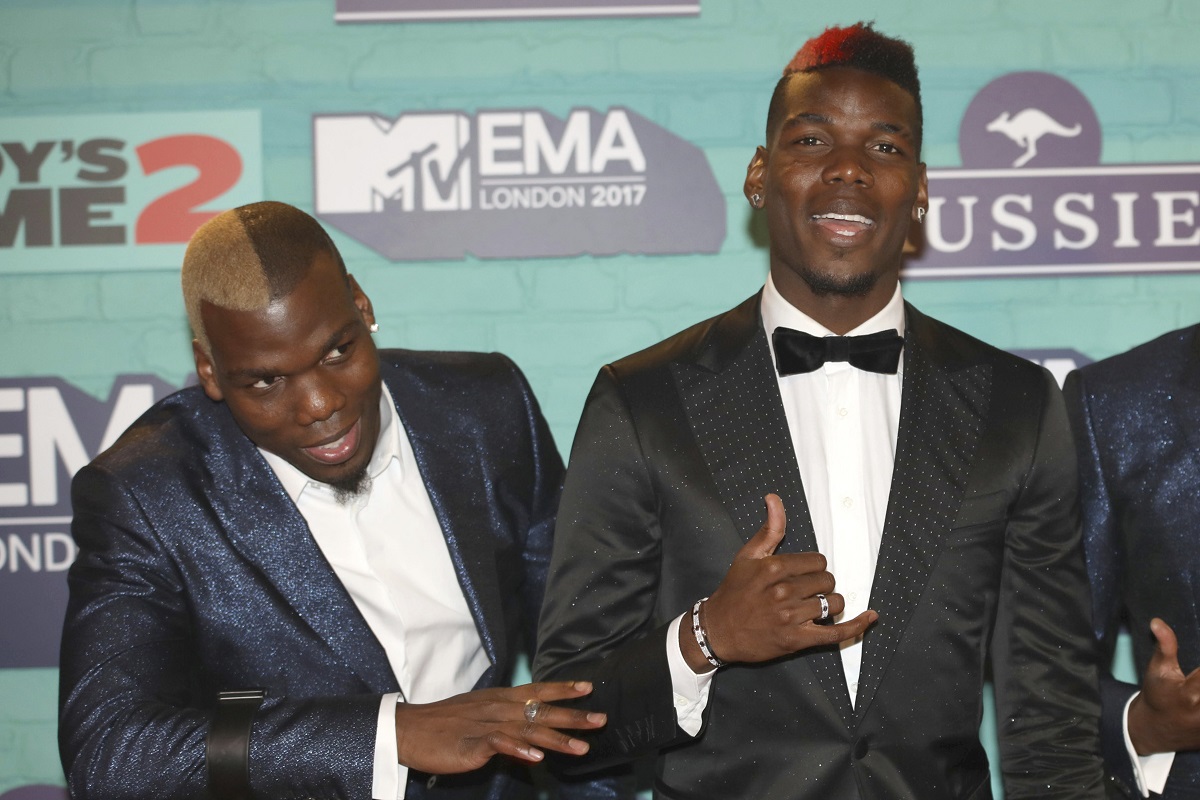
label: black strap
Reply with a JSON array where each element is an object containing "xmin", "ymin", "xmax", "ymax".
[{"xmin": 207, "ymin": 689, "xmax": 265, "ymax": 800}]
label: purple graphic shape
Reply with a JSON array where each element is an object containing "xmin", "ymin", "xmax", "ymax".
[
  {"xmin": 0, "ymin": 375, "xmax": 178, "ymax": 669},
  {"xmin": 905, "ymin": 165, "xmax": 1200, "ymax": 278},
  {"xmin": 0, "ymin": 787, "xmax": 69, "ymax": 800},
  {"xmin": 960, "ymin": 72, "xmax": 1101, "ymax": 169},
  {"xmin": 314, "ymin": 107, "xmax": 725, "ymax": 261}
]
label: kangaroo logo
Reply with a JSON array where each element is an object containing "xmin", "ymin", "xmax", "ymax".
[
  {"xmin": 986, "ymin": 109, "xmax": 1083, "ymax": 168},
  {"xmin": 959, "ymin": 71, "xmax": 1100, "ymax": 170}
]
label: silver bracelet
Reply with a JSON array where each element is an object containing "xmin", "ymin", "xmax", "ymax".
[{"xmin": 692, "ymin": 597, "xmax": 725, "ymax": 669}]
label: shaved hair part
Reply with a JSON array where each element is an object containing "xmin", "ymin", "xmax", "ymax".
[
  {"xmin": 765, "ymin": 22, "xmax": 923, "ymax": 152},
  {"xmin": 182, "ymin": 201, "xmax": 347, "ymax": 354}
]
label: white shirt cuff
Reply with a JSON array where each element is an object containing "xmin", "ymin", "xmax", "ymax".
[
  {"xmin": 666, "ymin": 613, "xmax": 715, "ymax": 737},
  {"xmin": 1123, "ymin": 690, "xmax": 1176, "ymax": 796},
  {"xmin": 373, "ymin": 692, "xmax": 407, "ymax": 799}
]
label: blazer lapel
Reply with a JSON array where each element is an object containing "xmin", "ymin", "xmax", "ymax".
[
  {"xmin": 673, "ymin": 293, "xmax": 855, "ymax": 727},
  {"xmin": 852, "ymin": 306, "xmax": 992, "ymax": 721},
  {"xmin": 383, "ymin": 361, "xmax": 504, "ymax": 678},
  {"xmin": 1172, "ymin": 326, "xmax": 1200, "ymax": 462},
  {"xmin": 199, "ymin": 402, "xmax": 398, "ymax": 694}
]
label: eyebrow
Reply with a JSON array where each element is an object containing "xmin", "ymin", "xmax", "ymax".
[
  {"xmin": 223, "ymin": 321, "xmax": 359, "ymax": 381},
  {"xmin": 782, "ymin": 113, "xmax": 913, "ymax": 140}
]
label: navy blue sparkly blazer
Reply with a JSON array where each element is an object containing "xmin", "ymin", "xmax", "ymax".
[
  {"xmin": 59, "ymin": 350, "xmax": 570, "ymax": 800},
  {"xmin": 1066, "ymin": 324, "xmax": 1200, "ymax": 799}
]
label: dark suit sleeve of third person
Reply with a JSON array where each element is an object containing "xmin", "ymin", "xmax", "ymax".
[{"xmin": 1062, "ymin": 368, "xmax": 1141, "ymax": 798}]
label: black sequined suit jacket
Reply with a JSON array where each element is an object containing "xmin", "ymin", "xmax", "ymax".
[
  {"xmin": 535, "ymin": 293, "xmax": 1110, "ymax": 800},
  {"xmin": 59, "ymin": 350, "xmax": 566, "ymax": 800},
  {"xmin": 1066, "ymin": 324, "xmax": 1200, "ymax": 798}
]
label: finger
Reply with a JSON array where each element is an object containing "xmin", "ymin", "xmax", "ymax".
[
  {"xmin": 1149, "ymin": 618, "xmax": 1185, "ymax": 679},
  {"xmin": 483, "ymin": 726, "xmax": 591, "ymax": 763},
  {"xmin": 807, "ymin": 610, "xmax": 878, "ymax": 646},
  {"xmin": 734, "ymin": 493, "xmax": 788, "ymax": 562},
  {"xmin": 480, "ymin": 729, "xmax": 548, "ymax": 763},
  {"xmin": 765, "ymin": 552, "xmax": 833, "ymax": 580},
  {"xmin": 518, "ymin": 722, "xmax": 591, "ymax": 756},
  {"xmin": 519, "ymin": 680, "xmax": 595, "ymax": 703},
  {"xmin": 810, "ymin": 591, "xmax": 845, "ymax": 623},
  {"xmin": 526, "ymin": 703, "xmax": 607, "ymax": 730}
]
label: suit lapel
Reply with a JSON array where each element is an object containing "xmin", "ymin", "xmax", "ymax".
[
  {"xmin": 1172, "ymin": 326, "xmax": 1200, "ymax": 463},
  {"xmin": 852, "ymin": 307, "xmax": 992, "ymax": 721},
  {"xmin": 383, "ymin": 361, "xmax": 504, "ymax": 677},
  {"xmin": 199, "ymin": 402, "xmax": 398, "ymax": 694},
  {"xmin": 674, "ymin": 294, "xmax": 855, "ymax": 726}
]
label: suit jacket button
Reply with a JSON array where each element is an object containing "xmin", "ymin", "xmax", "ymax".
[
  {"xmin": 853, "ymin": 739, "xmax": 869, "ymax": 759},
  {"xmin": 426, "ymin": 775, "xmax": 438, "ymax": 789}
]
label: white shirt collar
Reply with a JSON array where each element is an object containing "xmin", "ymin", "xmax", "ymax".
[{"xmin": 259, "ymin": 382, "xmax": 403, "ymax": 504}]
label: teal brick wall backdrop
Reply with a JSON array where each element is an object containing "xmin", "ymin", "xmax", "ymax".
[{"xmin": 3, "ymin": 0, "xmax": 1198, "ymax": 793}]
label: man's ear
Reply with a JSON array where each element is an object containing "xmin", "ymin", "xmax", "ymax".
[
  {"xmin": 193, "ymin": 340, "xmax": 224, "ymax": 402},
  {"xmin": 348, "ymin": 275, "xmax": 376, "ymax": 329},
  {"xmin": 744, "ymin": 146, "xmax": 768, "ymax": 207},
  {"xmin": 913, "ymin": 162, "xmax": 929, "ymax": 220}
]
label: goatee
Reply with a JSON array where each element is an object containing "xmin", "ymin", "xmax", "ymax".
[
  {"xmin": 799, "ymin": 263, "xmax": 879, "ymax": 298},
  {"xmin": 330, "ymin": 468, "xmax": 372, "ymax": 505}
]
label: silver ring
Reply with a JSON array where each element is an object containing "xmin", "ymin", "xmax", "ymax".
[
  {"xmin": 816, "ymin": 593, "xmax": 830, "ymax": 621},
  {"xmin": 523, "ymin": 698, "xmax": 541, "ymax": 723}
]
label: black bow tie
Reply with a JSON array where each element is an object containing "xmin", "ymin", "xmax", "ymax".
[{"xmin": 772, "ymin": 327, "xmax": 904, "ymax": 376}]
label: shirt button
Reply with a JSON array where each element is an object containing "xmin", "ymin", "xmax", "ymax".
[
  {"xmin": 842, "ymin": 497, "xmax": 853, "ymax": 508},
  {"xmin": 849, "ymin": 592, "xmax": 858, "ymax": 602},
  {"xmin": 838, "ymin": 407, "xmax": 849, "ymax": 417},
  {"xmin": 427, "ymin": 775, "xmax": 438, "ymax": 789},
  {"xmin": 674, "ymin": 694, "xmax": 689, "ymax": 709}
]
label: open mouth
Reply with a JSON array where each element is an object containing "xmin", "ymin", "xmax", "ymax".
[
  {"xmin": 301, "ymin": 419, "xmax": 361, "ymax": 465},
  {"xmin": 812, "ymin": 212, "xmax": 874, "ymax": 238}
]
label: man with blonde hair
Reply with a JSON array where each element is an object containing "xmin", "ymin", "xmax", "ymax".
[{"xmin": 59, "ymin": 201, "xmax": 609, "ymax": 799}]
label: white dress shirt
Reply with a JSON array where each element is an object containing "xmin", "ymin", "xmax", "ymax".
[
  {"xmin": 1124, "ymin": 693, "xmax": 1175, "ymax": 795},
  {"xmin": 668, "ymin": 276, "xmax": 905, "ymax": 730},
  {"xmin": 261, "ymin": 384, "xmax": 489, "ymax": 799}
]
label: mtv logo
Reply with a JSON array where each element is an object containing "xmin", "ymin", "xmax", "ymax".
[{"xmin": 314, "ymin": 112, "xmax": 472, "ymax": 214}]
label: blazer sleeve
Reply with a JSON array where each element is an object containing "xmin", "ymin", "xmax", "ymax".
[
  {"xmin": 1063, "ymin": 369, "xmax": 1142, "ymax": 797},
  {"xmin": 533, "ymin": 366, "xmax": 690, "ymax": 773},
  {"xmin": 59, "ymin": 462, "xmax": 379, "ymax": 800},
  {"xmin": 504, "ymin": 355, "xmax": 565, "ymax": 654},
  {"xmin": 472, "ymin": 355, "xmax": 632, "ymax": 800},
  {"xmin": 987, "ymin": 370, "xmax": 1115, "ymax": 798}
]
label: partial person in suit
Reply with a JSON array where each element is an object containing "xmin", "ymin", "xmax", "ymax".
[
  {"xmin": 1065, "ymin": 325, "xmax": 1200, "ymax": 798},
  {"xmin": 58, "ymin": 201, "xmax": 612, "ymax": 800},
  {"xmin": 534, "ymin": 22, "xmax": 1111, "ymax": 799}
]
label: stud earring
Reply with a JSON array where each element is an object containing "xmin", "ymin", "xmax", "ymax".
[
  {"xmin": 916, "ymin": 207, "xmax": 926, "ymax": 224},
  {"xmin": 369, "ymin": 323, "xmax": 380, "ymax": 333},
  {"xmin": 750, "ymin": 193, "xmax": 762, "ymax": 208}
]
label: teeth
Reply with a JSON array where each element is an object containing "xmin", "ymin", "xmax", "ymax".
[
  {"xmin": 312, "ymin": 432, "xmax": 347, "ymax": 451},
  {"xmin": 814, "ymin": 213, "xmax": 872, "ymax": 225}
]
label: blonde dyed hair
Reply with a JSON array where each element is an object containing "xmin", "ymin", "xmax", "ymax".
[{"xmin": 182, "ymin": 201, "xmax": 345, "ymax": 354}]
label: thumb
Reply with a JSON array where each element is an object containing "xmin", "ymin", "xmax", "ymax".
[
  {"xmin": 734, "ymin": 493, "xmax": 787, "ymax": 561},
  {"xmin": 1149, "ymin": 618, "xmax": 1185, "ymax": 679}
]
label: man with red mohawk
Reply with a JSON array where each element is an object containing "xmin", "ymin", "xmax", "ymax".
[{"xmin": 536, "ymin": 22, "xmax": 1113, "ymax": 799}]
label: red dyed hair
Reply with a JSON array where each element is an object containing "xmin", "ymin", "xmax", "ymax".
[{"xmin": 764, "ymin": 22, "xmax": 922, "ymax": 151}]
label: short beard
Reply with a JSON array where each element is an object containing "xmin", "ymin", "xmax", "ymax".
[
  {"xmin": 798, "ymin": 261, "xmax": 879, "ymax": 298},
  {"xmin": 330, "ymin": 469, "xmax": 372, "ymax": 505}
]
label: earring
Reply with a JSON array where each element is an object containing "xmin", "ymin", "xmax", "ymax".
[
  {"xmin": 750, "ymin": 193, "xmax": 762, "ymax": 208},
  {"xmin": 916, "ymin": 207, "xmax": 926, "ymax": 224},
  {"xmin": 369, "ymin": 323, "xmax": 380, "ymax": 333}
]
